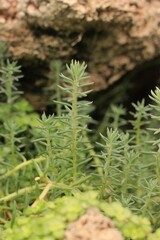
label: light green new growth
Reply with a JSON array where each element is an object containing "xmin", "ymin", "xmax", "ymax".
[
  {"xmin": 0, "ymin": 60, "xmax": 22, "ymax": 108},
  {"xmin": 59, "ymin": 60, "xmax": 92, "ymax": 181},
  {"xmin": 4, "ymin": 191, "xmax": 153, "ymax": 240}
]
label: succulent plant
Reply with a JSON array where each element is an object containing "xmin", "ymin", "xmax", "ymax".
[{"xmin": 4, "ymin": 191, "xmax": 154, "ymax": 240}]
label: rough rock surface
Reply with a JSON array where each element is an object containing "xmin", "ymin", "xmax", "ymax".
[
  {"xmin": 64, "ymin": 207, "xmax": 124, "ymax": 240},
  {"xmin": 0, "ymin": 0, "xmax": 160, "ymax": 90}
]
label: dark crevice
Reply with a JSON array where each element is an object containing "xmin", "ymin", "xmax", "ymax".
[
  {"xmin": 29, "ymin": 25, "xmax": 81, "ymax": 40},
  {"xmin": 89, "ymin": 57, "xmax": 160, "ymax": 122}
]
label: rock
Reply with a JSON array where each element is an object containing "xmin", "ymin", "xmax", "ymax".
[
  {"xmin": 64, "ymin": 207, "xmax": 124, "ymax": 240},
  {"xmin": 0, "ymin": 0, "xmax": 160, "ymax": 91}
]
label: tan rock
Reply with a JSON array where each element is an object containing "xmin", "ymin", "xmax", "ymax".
[
  {"xmin": 0, "ymin": 0, "xmax": 160, "ymax": 91},
  {"xmin": 64, "ymin": 208, "xmax": 124, "ymax": 240}
]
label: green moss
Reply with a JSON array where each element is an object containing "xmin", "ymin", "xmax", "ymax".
[{"xmin": 4, "ymin": 191, "xmax": 155, "ymax": 240}]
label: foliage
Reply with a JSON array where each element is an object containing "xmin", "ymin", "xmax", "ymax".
[
  {"xmin": 0, "ymin": 59, "xmax": 160, "ymax": 239},
  {"xmin": 4, "ymin": 191, "xmax": 153, "ymax": 240}
]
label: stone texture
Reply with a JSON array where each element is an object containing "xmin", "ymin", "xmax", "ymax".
[
  {"xmin": 0, "ymin": 0, "xmax": 160, "ymax": 91},
  {"xmin": 64, "ymin": 207, "xmax": 124, "ymax": 240}
]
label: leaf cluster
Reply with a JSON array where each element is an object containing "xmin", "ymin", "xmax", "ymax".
[
  {"xmin": 0, "ymin": 59, "xmax": 160, "ymax": 239},
  {"xmin": 4, "ymin": 191, "xmax": 154, "ymax": 240}
]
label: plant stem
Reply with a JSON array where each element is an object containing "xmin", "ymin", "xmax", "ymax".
[
  {"xmin": 84, "ymin": 134, "xmax": 103, "ymax": 176},
  {"xmin": 135, "ymin": 114, "xmax": 141, "ymax": 151},
  {"xmin": 0, "ymin": 180, "xmax": 73, "ymax": 203},
  {"xmin": 155, "ymin": 153, "xmax": 160, "ymax": 182},
  {"xmin": 71, "ymin": 78, "xmax": 78, "ymax": 182},
  {"xmin": 0, "ymin": 217, "xmax": 7, "ymax": 224},
  {"xmin": 31, "ymin": 181, "xmax": 52, "ymax": 207},
  {"xmin": 55, "ymin": 62, "xmax": 62, "ymax": 116},
  {"xmin": 0, "ymin": 184, "xmax": 45, "ymax": 203},
  {"xmin": 46, "ymin": 129, "xmax": 58, "ymax": 177},
  {"xmin": 0, "ymin": 156, "xmax": 46, "ymax": 181}
]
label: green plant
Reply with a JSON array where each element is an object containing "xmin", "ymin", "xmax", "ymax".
[
  {"xmin": 0, "ymin": 60, "xmax": 94, "ymax": 208},
  {"xmin": 4, "ymin": 191, "xmax": 153, "ymax": 240},
  {"xmin": 45, "ymin": 60, "xmax": 63, "ymax": 115},
  {"xmin": 94, "ymin": 104, "xmax": 126, "ymax": 142},
  {"xmin": 96, "ymin": 99, "xmax": 160, "ymax": 227},
  {"xmin": 0, "ymin": 41, "xmax": 10, "ymax": 68},
  {"xmin": 0, "ymin": 59, "xmax": 160, "ymax": 239}
]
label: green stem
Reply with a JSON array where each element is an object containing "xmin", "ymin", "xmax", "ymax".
[
  {"xmin": 0, "ymin": 184, "xmax": 45, "ymax": 203},
  {"xmin": 84, "ymin": 134, "xmax": 103, "ymax": 176},
  {"xmin": 135, "ymin": 114, "xmax": 142, "ymax": 151},
  {"xmin": 46, "ymin": 129, "xmax": 58, "ymax": 177},
  {"xmin": 0, "ymin": 217, "xmax": 7, "ymax": 224},
  {"xmin": 0, "ymin": 156, "xmax": 46, "ymax": 181},
  {"xmin": 6, "ymin": 76, "xmax": 12, "ymax": 105},
  {"xmin": 121, "ymin": 144, "xmax": 129, "ymax": 195},
  {"xmin": 0, "ymin": 182, "xmax": 73, "ymax": 203},
  {"xmin": 155, "ymin": 153, "xmax": 160, "ymax": 182},
  {"xmin": 31, "ymin": 181, "xmax": 52, "ymax": 207},
  {"xmin": 121, "ymin": 167, "xmax": 130, "ymax": 195},
  {"xmin": 105, "ymin": 145, "xmax": 112, "ymax": 177},
  {"xmin": 56, "ymin": 65, "xmax": 62, "ymax": 116},
  {"xmin": 46, "ymin": 130, "xmax": 52, "ymax": 171},
  {"xmin": 71, "ymin": 80, "xmax": 78, "ymax": 181},
  {"xmin": 10, "ymin": 126, "xmax": 16, "ymax": 165},
  {"xmin": 142, "ymin": 192, "xmax": 152, "ymax": 216}
]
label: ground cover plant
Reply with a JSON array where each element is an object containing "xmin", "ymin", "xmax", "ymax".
[{"xmin": 0, "ymin": 59, "xmax": 160, "ymax": 239}]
